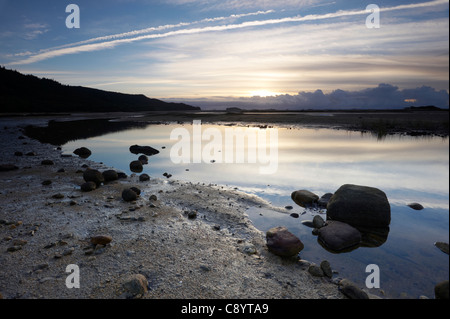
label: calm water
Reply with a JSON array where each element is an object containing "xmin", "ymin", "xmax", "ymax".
[{"xmin": 63, "ymin": 122, "xmax": 449, "ymax": 299}]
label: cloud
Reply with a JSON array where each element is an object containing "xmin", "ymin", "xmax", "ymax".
[
  {"xmin": 8, "ymin": 0, "xmax": 448, "ymax": 65},
  {"xmin": 171, "ymin": 84, "xmax": 449, "ymax": 109}
]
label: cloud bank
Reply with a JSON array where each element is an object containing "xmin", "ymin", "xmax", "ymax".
[{"xmin": 170, "ymin": 84, "xmax": 449, "ymax": 110}]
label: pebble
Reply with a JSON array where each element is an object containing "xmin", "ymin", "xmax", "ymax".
[
  {"xmin": 7, "ymin": 246, "xmax": 22, "ymax": 252},
  {"xmin": 90, "ymin": 235, "xmax": 112, "ymax": 245},
  {"xmin": 122, "ymin": 274, "xmax": 148, "ymax": 297},
  {"xmin": 320, "ymin": 260, "xmax": 333, "ymax": 278},
  {"xmin": 308, "ymin": 264, "xmax": 324, "ymax": 277}
]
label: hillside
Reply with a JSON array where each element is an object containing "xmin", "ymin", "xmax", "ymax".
[{"xmin": 0, "ymin": 66, "xmax": 200, "ymax": 113}]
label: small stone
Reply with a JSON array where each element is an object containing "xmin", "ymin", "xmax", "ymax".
[
  {"xmin": 102, "ymin": 170, "xmax": 119, "ymax": 182},
  {"xmin": 408, "ymin": 203, "xmax": 424, "ymax": 210},
  {"xmin": 130, "ymin": 187, "xmax": 141, "ymax": 196},
  {"xmin": 81, "ymin": 181, "xmax": 97, "ymax": 192},
  {"xmin": 42, "ymin": 180, "xmax": 52, "ymax": 186},
  {"xmin": 41, "ymin": 160, "xmax": 54, "ymax": 165},
  {"xmin": 308, "ymin": 265, "xmax": 324, "ymax": 277},
  {"xmin": 285, "ymin": 206, "xmax": 293, "ymax": 210},
  {"xmin": 122, "ymin": 189, "xmax": 137, "ymax": 202},
  {"xmin": 188, "ymin": 210, "xmax": 197, "ymax": 219},
  {"xmin": 290, "ymin": 213, "xmax": 299, "ymax": 218},
  {"xmin": 73, "ymin": 147, "xmax": 92, "ymax": 158},
  {"xmin": 12, "ymin": 239, "xmax": 27, "ymax": 246},
  {"xmin": 90, "ymin": 235, "xmax": 112, "ymax": 245},
  {"xmin": 320, "ymin": 260, "xmax": 333, "ymax": 278},
  {"xmin": 123, "ymin": 274, "xmax": 148, "ymax": 297},
  {"xmin": 149, "ymin": 195, "xmax": 157, "ymax": 201},
  {"xmin": 7, "ymin": 246, "xmax": 22, "ymax": 252},
  {"xmin": 243, "ymin": 244, "xmax": 257, "ymax": 255},
  {"xmin": 313, "ymin": 215, "xmax": 326, "ymax": 229},
  {"xmin": 291, "ymin": 190, "xmax": 319, "ymax": 208},
  {"xmin": 266, "ymin": 226, "xmax": 304, "ymax": 257},
  {"xmin": 52, "ymin": 193, "xmax": 64, "ymax": 199},
  {"xmin": 83, "ymin": 169, "xmax": 104, "ymax": 186},
  {"xmin": 139, "ymin": 174, "xmax": 150, "ymax": 182},
  {"xmin": 130, "ymin": 160, "xmax": 143, "ymax": 173},
  {"xmin": 339, "ymin": 279, "xmax": 369, "ymax": 299}
]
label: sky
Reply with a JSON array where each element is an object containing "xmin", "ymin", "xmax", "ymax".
[{"xmin": 0, "ymin": 0, "xmax": 449, "ymax": 109}]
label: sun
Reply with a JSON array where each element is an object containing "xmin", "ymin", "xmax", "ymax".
[{"xmin": 249, "ymin": 90, "xmax": 279, "ymax": 97}]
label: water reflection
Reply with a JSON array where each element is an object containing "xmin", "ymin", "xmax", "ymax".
[{"xmin": 63, "ymin": 123, "xmax": 449, "ymax": 298}]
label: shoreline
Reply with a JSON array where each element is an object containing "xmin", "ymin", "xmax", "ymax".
[{"xmin": 0, "ymin": 117, "xmax": 349, "ymax": 299}]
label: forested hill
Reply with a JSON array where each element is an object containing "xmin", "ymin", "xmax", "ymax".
[{"xmin": 0, "ymin": 66, "xmax": 200, "ymax": 113}]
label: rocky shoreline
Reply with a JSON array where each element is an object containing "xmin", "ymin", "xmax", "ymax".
[{"xmin": 0, "ymin": 118, "xmax": 354, "ymax": 299}]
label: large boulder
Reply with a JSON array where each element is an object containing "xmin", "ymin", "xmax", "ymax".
[
  {"xmin": 129, "ymin": 145, "xmax": 159, "ymax": 156},
  {"xmin": 291, "ymin": 190, "xmax": 319, "ymax": 208},
  {"xmin": 318, "ymin": 221, "xmax": 362, "ymax": 252},
  {"xmin": 326, "ymin": 184, "xmax": 391, "ymax": 228},
  {"xmin": 266, "ymin": 226, "xmax": 304, "ymax": 257}
]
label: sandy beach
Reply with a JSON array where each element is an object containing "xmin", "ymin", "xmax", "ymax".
[{"xmin": 0, "ymin": 116, "xmax": 348, "ymax": 300}]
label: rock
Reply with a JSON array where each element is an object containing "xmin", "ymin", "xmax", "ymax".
[
  {"xmin": 318, "ymin": 193, "xmax": 333, "ymax": 208},
  {"xmin": 81, "ymin": 181, "xmax": 97, "ymax": 192},
  {"xmin": 41, "ymin": 160, "xmax": 54, "ymax": 165},
  {"xmin": 138, "ymin": 155, "xmax": 148, "ymax": 164},
  {"xmin": 0, "ymin": 164, "xmax": 19, "ymax": 172},
  {"xmin": 326, "ymin": 184, "xmax": 391, "ymax": 228},
  {"xmin": 291, "ymin": 190, "xmax": 319, "ymax": 207},
  {"xmin": 435, "ymin": 242, "xmax": 449, "ymax": 255},
  {"xmin": 408, "ymin": 203, "xmax": 424, "ymax": 210},
  {"xmin": 26, "ymin": 151, "xmax": 36, "ymax": 156},
  {"xmin": 290, "ymin": 213, "xmax": 299, "ymax": 218},
  {"xmin": 266, "ymin": 226, "xmax": 304, "ymax": 257},
  {"xmin": 83, "ymin": 169, "xmax": 104, "ymax": 186},
  {"xmin": 90, "ymin": 235, "xmax": 112, "ymax": 245},
  {"xmin": 301, "ymin": 220, "xmax": 314, "ymax": 228},
  {"xmin": 129, "ymin": 160, "xmax": 143, "ymax": 173},
  {"xmin": 243, "ymin": 244, "xmax": 257, "ymax": 255},
  {"xmin": 12, "ymin": 239, "xmax": 27, "ymax": 246},
  {"xmin": 73, "ymin": 147, "xmax": 92, "ymax": 158},
  {"xmin": 7, "ymin": 246, "xmax": 22, "ymax": 252},
  {"xmin": 149, "ymin": 195, "xmax": 157, "ymax": 201},
  {"xmin": 313, "ymin": 215, "xmax": 326, "ymax": 229},
  {"xmin": 41, "ymin": 180, "xmax": 52, "ymax": 186},
  {"xmin": 339, "ymin": 279, "xmax": 369, "ymax": 299},
  {"xmin": 122, "ymin": 274, "xmax": 148, "ymax": 297},
  {"xmin": 318, "ymin": 221, "xmax": 362, "ymax": 252},
  {"xmin": 285, "ymin": 206, "xmax": 293, "ymax": 210},
  {"xmin": 130, "ymin": 187, "xmax": 141, "ymax": 196},
  {"xmin": 102, "ymin": 170, "xmax": 119, "ymax": 182},
  {"xmin": 52, "ymin": 193, "xmax": 65, "ymax": 199},
  {"xmin": 435, "ymin": 280, "xmax": 449, "ymax": 299},
  {"xmin": 188, "ymin": 210, "xmax": 197, "ymax": 219},
  {"xmin": 129, "ymin": 145, "xmax": 159, "ymax": 156},
  {"xmin": 308, "ymin": 265, "xmax": 324, "ymax": 277},
  {"xmin": 117, "ymin": 172, "xmax": 127, "ymax": 179},
  {"xmin": 320, "ymin": 260, "xmax": 333, "ymax": 278},
  {"xmin": 139, "ymin": 174, "xmax": 150, "ymax": 182},
  {"xmin": 122, "ymin": 189, "xmax": 137, "ymax": 202}
]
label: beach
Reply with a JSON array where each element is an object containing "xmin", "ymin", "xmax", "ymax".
[{"xmin": 0, "ymin": 116, "xmax": 346, "ymax": 300}]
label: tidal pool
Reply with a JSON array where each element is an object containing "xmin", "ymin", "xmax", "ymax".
[{"xmin": 63, "ymin": 122, "xmax": 449, "ymax": 299}]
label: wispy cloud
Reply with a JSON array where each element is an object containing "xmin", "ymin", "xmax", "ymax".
[{"xmin": 8, "ymin": 0, "xmax": 447, "ymax": 66}]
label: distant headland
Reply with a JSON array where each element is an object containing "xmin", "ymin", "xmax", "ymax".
[{"xmin": 0, "ymin": 66, "xmax": 200, "ymax": 113}]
